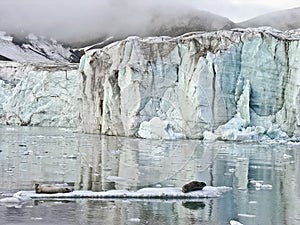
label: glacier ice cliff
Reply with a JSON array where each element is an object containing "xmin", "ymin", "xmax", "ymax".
[
  {"xmin": 79, "ymin": 28, "xmax": 300, "ymax": 140},
  {"xmin": 1, "ymin": 27, "xmax": 300, "ymax": 140},
  {"xmin": 0, "ymin": 62, "xmax": 80, "ymax": 127}
]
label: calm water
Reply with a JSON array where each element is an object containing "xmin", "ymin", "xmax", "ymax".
[{"xmin": 0, "ymin": 125, "xmax": 299, "ymax": 225}]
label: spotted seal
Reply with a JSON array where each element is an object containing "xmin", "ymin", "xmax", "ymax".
[
  {"xmin": 34, "ymin": 184, "xmax": 72, "ymax": 194},
  {"xmin": 182, "ymin": 181, "xmax": 206, "ymax": 193}
]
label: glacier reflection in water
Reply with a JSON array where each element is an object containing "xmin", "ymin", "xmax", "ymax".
[{"xmin": 0, "ymin": 126, "xmax": 299, "ymax": 225}]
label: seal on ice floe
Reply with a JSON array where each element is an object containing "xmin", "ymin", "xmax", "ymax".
[
  {"xmin": 182, "ymin": 181, "xmax": 206, "ymax": 193},
  {"xmin": 34, "ymin": 184, "xmax": 72, "ymax": 194}
]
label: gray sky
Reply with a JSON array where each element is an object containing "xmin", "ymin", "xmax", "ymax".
[
  {"xmin": 0, "ymin": 0, "xmax": 299, "ymax": 43},
  {"xmin": 190, "ymin": 0, "xmax": 300, "ymax": 22}
]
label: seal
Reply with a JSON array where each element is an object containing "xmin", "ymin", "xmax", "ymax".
[
  {"xmin": 182, "ymin": 181, "xmax": 206, "ymax": 193},
  {"xmin": 34, "ymin": 184, "xmax": 72, "ymax": 194}
]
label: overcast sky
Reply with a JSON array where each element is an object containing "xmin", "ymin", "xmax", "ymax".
[
  {"xmin": 1, "ymin": 0, "xmax": 298, "ymax": 21},
  {"xmin": 191, "ymin": 0, "xmax": 300, "ymax": 21},
  {"xmin": 0, "ymin": 0, "xmax": 299, "ymax": 43}
]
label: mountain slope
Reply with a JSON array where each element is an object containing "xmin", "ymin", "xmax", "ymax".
[
  {"xmin": 0, "ymin": 32, "xmax": 71, "ymax": 63},
  {"xmin": 147, "ymin": 9, "xmax": 235, "ymax": 37},
  {"xmin": 71, "ymin": 9, "xmax": 236, "ymax": 48},
  {"xmin": 238, "ymin": 7, "xmax": 300, "ymax": 31}
]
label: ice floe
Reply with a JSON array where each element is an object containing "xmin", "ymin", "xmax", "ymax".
[
  {"xmin": 9, "ymin": 186, "xmax": 231, "ymax": 200},
  {"xmin": 0, "ymin": 191, "xmax": 32, "ymax": 208}
]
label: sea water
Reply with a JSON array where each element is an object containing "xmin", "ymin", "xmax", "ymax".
[{"xmin": 0, "ymin": 126, "xmax": 299, "ymax": 225}]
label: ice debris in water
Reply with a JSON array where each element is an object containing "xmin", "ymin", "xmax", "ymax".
[
  {"xmin": 0, "ymin": 191, "xmax": 31, "ymax": 203},
  {"xmin": 283, "ymin": 153, "xmax": 292, "ymax": 159},
  {"xmin": 249, "ymin": 180, "xmax": 272, "ymax": 190},
  {"xmin": 128, "ymin": 218, "xmax": 141, "ymax": 223},
  {"xmin": 0, "ymin": 191, "xmax": 32, "ymax": 208},
  {"xmin": 238, "ymin": 213, "xmax": 257, "ymax": 218},
  {"xmin": 230, "ymin": 220, "xmax": 243, "ymax": 225}
]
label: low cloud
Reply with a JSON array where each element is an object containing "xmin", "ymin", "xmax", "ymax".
[
  {"xmin": 0, "ymin": 0, "xmax": 298, "ymax": 44},
  {"xmin": 0, "ymin": 0, "xmax": 192, "ymax": 44}
]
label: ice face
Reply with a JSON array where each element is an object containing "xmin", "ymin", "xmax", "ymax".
[
  {"xmin": 79, "ymin": 28, "xmax": 300, "ymax": 140},
  {"xmin": 0, "ymin": 62, "xmax": 80, "ymax": 127},
  {"xmin": 1, "ymin": 28, "xmax": 300, "ymax": 140}
]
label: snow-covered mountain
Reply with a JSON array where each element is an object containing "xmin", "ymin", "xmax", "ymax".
[
  {"xmin": 148, "ymin": 9, "xmax": 235, "ymax": 37},
  {"xmin": 238, "ymin": 7, "xmax": 300, "ymax": 31},
  {"xmin": 69, "ymin": 9, "xmax": 235, "ymax": 48},
  {"xmin": 73, "ymin": 7, "xmax": 300, "ymax": 47},
  {"xmin": 0, "ymin": 32, "xmax": 71, "ymax": 63}
]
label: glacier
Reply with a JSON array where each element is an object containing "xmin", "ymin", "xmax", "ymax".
[
  {"xmin": 79, "ymin": 27, "xmax": 300, "ymax": 140},
  {"xmin": 1, "ymin": 27, "xmax": 300, "ymax": 140},
  {"xmin": 0, "ymin": 62, "xmax": 80, "ymax": 127}
]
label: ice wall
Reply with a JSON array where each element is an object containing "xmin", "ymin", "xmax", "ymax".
[
  {"xmin": 0, "ymin": 62, "xmax": 80, "ymax": 127},
  {"xmin": 1, "ymin": 28, "xmax": 300, "ymax": 140},
  {"xmin": 80, "ymin": 28, "xmax": 300, "ymax": 140}
]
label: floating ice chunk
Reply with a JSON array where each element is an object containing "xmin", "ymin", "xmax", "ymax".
[
  {"xmin": 249, "ymin": 180, "xmax": 264, "ymax": 184},
  {"xmin": 128, "ymin": 218, "xmax": 141, "ymax": 223},
  {"xmin": 228, "ymin": 168, "xmax": 236, "ymax": 173},
  {"xmin": 254, "ymin": 182, "xmax": 262, "ymax": 189},
  {"xmin": 13, "ymin": 191, "xmax": 32, "ymax": 201},
  {"xmin": 31, "ymin": 217, "xmax": 43, "ymax": 221},
  {"xmin": 0, "ymin": 196, "xmax": 21, "ymax": 204},
  {"xmin": 0, "ymin": 191, "xmax": 32, "ymax": 208},
  {"xmin": 260, "ymin": 184, "xmax": 272, "ymax": 189},
  {"xmin": 138, "ymin": 117, "xmax": 184, "ymax": 140},
  {"xmin": 283, "ymin": 154, "xmax": 292, "ymax": 159},
  {"xmin": 66, "ymin": 154, "xmax": 77, "ymax": 159},
  {"xmin": 248, "ymin": 201, "xmax": 257, "ymax": 204},
  {"xmin": 266, "ymin": 126, "xmax": 288, "ymax": 139},
  {"xmin": 238, "ymin": 213, "xmax": 256, "ymax": 218},
  {"xmin": 249, "ymin": 179, "xmax": 272, "ymax": 190},
  {"xmin": 230, "ymin": 220, "xmax": 243, "ymax": 225}
]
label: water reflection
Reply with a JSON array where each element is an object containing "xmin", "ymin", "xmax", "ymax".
[{"xmin": 0, "ymin": 126, "xmax": 299, "ymax": 224}]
